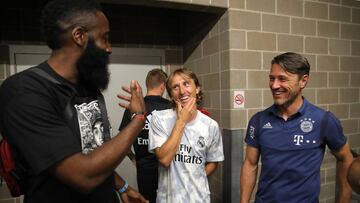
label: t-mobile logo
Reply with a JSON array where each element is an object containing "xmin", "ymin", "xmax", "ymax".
[{"xmin": 294, "ymin": 135, "xmax": 304, "ymax": 146}]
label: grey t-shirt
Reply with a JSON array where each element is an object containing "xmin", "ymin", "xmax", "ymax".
[{"xmin": 149, "ymin": 109, "xmax": 224, "ymax": 203}]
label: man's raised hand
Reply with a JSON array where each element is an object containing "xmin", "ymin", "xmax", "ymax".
[{"xmin": 117, "ymin": 80, "xmax": 145, "ymax": 113}]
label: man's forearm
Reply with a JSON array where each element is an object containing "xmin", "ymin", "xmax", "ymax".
[
  {"xmin": 114, "ymin": 172, "xmax": 127, "ymax": 190},
  {"xmin": 91, "ymin": 118, "xmax": 144, "ymax": 173},
  {"xmin": 205, "ymin": 162, "xmax": 218, "ymax": 176},
  {"xmin": 155, "ymin": 119, "xmax": 186, "ymax": 167},
  {"xmin": 336, "ymin": 158, "xmax": 353, "ymax": 203},
  {"xmin": 52, "ymin": 118, "xmax": 144, "ymax": 193},
  {"xmin": 240, "ymin": 162, "xmax": 258, "ymax": 203}
]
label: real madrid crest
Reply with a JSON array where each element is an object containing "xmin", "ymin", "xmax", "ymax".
[
  {"xmin": 197, "ymin": 136, "xmax": 205, "ymax": 148},
  {"xmin": 300, "ymin": 118, "xmax": 315, "ymax": 133}
]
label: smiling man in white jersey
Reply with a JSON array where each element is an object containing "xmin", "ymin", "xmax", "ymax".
[{"xmin": 148, "ymin": 68, "xmax": 224, "ymax": 203}]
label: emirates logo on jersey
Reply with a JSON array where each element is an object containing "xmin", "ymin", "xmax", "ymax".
[{"xmin": 174, "ymin": 144, "xmax": 203, "ymax": 164}]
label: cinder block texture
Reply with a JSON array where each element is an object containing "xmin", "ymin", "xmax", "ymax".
[
  {"xmin": 329, "ymin": 72, "xmax": 349, "ymax": 87},
  {"xmin": 277, "ymin": 0, "xmax": 303, "ymax": 17},
  {"xmin": 203, "ymin": 36, "xmax": 219, "ymax": 56},
  {"xmin": 291, "ymin": 18, "xmax": 316, "ymax": 35},
  {"xmin": 317, "ymin": 55, "xmax": 339, "ymax": 71},
  {"xmin": 221, "ymin": 70, "xmax": 247, "ymax": 89},
  {"xmin": 329, "ymin": 39, "xmax": 350, "ymax": 55},
  {"xmin": 230, "ymin": 51, "xmax": 261, "ymax": 69},
  {"xmin": 305, "ymin": 37, "xmax": 328, "ymax": 54},
  {"xmin": 305, "ymin": 1, "xmax": 328, "ymax": 19},
  {"xmin": 329, "ymin": 104, "xmax": 349, "ymax": 119},
  {"xmin": 248, "ymin": 71, "xmax": 268, "ymax": 88},
  {"xmin": 262, "ymin": 14, "xmax": 290, "ymax": 33},
  {"xmin": 278, "ymin": 34, "xmax": 303, "ymax": 52},
  {"xmin": 229, "ymin": 0, "xmax": 245, "ymax": 8},
  {"xmin": 353, "ymin": 8, "xmax": 360, "ymax": 24},
  {"xmin": 341, "ymin": 24, "xmax": 360, "ymax": 40},
  {"xmin": 317, "ymin": 89, "xmax": 339, "ymax": 104},
  {"xmin": 246, "ymin": 0, "xmax": 275, "ymax": 13},
  {"xmin": 340, "ymin": 88, "xmax": 359, "ymax": 103},
  {"xmin": 352, "ymin": 41, "xmax": 360, "ymax": 56},
  {"xmin": 247, "ymin": 32, "xmax": 276, "ymax": 51},
  {"xmin": 330, "ymin": 5, "xmax": 351, "ymax": 22},
  {"xmin": 230, "ymin": 31, "xmax": 246, "ymax": 49},
  {"xmin": 351, "ymin": 73, "xmax": 360, "ymax": 87},
  {"xmin": 308, "ymin": 72, "xmax": 328, "ymax": 88},
  {"xmin": 229, "ymin": 10, "xmax": 260, "ymax": 30},
  {"xmin": 340, "ymin": 57, "xmax": 360, "ymax": 71},
  {"xmin": 318, "ymin": 21, "xmax": 340, "ymax": 38}
]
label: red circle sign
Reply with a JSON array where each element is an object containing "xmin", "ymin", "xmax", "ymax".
[{"xmin": 234, "ymin": 94, "xmax": 244, "ymax": 105}]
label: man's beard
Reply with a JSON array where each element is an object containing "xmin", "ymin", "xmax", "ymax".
[
  {"xmin": 273, "ymin": 85, "xmax": 301, "ymax": 109},
  {"xmin": 77, "ymin": 39, "xmax": 110, "ymax": 92}
]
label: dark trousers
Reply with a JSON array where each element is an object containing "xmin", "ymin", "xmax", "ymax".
[{"xmin": 136, "ymin": 166, "xmax": 158, "ymax": 203}]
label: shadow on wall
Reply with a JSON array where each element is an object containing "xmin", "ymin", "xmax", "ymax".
[{"xmin": 1, "ymin": 0, "xmax": 225, "ymax": 64}]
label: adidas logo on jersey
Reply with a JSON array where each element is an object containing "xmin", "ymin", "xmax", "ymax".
[{"xmin": 262, "ymin": 122, "xmax": 272, "ymax": 129}]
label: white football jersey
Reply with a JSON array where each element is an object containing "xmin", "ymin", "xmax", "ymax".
[{"xmin": 149, "ymin": 109, "xmax": 224, "ymax": 203}]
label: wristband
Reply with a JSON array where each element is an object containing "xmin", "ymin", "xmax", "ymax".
[
  {"xmin": 118, "ymin": 181, "xmax": 129, "ymax": 193},
  {"xmin": 131, "ymin": 112, "xmax": 147, "ymax": 122}
]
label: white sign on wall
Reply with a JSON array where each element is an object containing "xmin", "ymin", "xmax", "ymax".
[{"xmin": 233, "ymin": 90, "xmax": 245, "ymax": 108}]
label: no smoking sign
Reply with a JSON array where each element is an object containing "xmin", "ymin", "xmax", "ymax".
[{"xmin": 233, "ymin": 90, "xmax": 245, "ymax": 108}]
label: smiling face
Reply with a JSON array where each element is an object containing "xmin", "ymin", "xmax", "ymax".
[
  {"xmin": 169, "ymin": 73, "xmax": 200, "ymax": 107},
  {"xmin": 269, "ymin": 63, "xmax": 308, "ymax": 108}
]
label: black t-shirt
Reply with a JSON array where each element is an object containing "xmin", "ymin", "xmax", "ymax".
[
  {"xmin": 0, "ymin": 62, "xmax": 118, "ymax": 203},
  {"xmin": 119, "ymin": 96, "xmax": 171, "ymax": 168}
]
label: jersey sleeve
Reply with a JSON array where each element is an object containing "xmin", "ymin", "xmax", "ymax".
[
  {"xmin": 324, "ymin": 112, "xmax": 347, "ymax": 151},
  {"xmin": 118, "ymin": 109, "xmax": 131, "ymax": 131},
  {"xmin": 3, "ymin": 91, "xmax": 80, "ymax": 175},
  {"xmin": 206, "ymin": 123, "xmax": 224, "ymax": 162},
  {"xmin": 244, "ymin": 113, "xmax": 260, "ymax": 148},
  {"xmin": 148, "ymin": 111, "xmax": 168, "ymax": 153}
]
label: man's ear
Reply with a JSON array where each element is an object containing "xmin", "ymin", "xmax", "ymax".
[
  {"xmin": 300, "ymin": 74, "xmax": 309, "ymax": 89},
  {"xmin": 196, "ymin": 86, "xmax": 200, "ymax": 94},
  {"xmin": 72, "ymin": 26, "xmax": 87, "ymax": 47},
  {"xmin": 159, "ymin": 83, "xmax": 166, "ymax": 95},
  {"xmin": 160, "ymin": 83, "xmax": 166, "ymax": 91}
]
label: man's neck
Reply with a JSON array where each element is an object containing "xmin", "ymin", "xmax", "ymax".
[
  {"xmin": 278, "ymin": 96, "xmax": 304, "ymax": 121},
  {"xmin": 146, "ymin": 88, "xmax": 163, "ymax": 97},
  {"xmin": 47, "ymin": 48, "xmax": 80, "ymax": 84},
  {"xmin": 189, "ymin": 105, "xmax": 198, "ymax": 122}
]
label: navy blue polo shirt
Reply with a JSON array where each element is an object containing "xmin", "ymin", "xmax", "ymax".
[{"xmin": 245, "ymin": 98, "xmax": 346, "ymax": 203}]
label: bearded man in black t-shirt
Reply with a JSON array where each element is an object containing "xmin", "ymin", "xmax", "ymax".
[
  {"xmin": 119, "ymin": 68, "xmax": 172, "ymax": 203},
  {"xmin": 0, "ymin": 0, "xmax": 148, "ymax": 202}
]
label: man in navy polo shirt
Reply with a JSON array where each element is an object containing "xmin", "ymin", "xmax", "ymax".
[{"xmin": 240, "ymin": 52, "xmax": 353, "ymax": 203}]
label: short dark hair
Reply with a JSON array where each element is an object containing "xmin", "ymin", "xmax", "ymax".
[
  {"xmin": 166, "ymin": 68, "xmax": 203, "ymax": 107},
  {"xmin": 40, "ymin": 0, "xmax": 102, "ymax": 50},
  {"xmin": 146, "ymin": 68, "xmax": 168, "ymax": 89},
  {"xmin": 271, "ymin": 52, "xmax": 310, "ymax": 77}
]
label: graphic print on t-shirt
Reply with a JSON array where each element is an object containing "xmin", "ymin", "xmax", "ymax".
[{"xmin": 75, "ymin": 100, "xmax": 104, "ymax": 154}]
